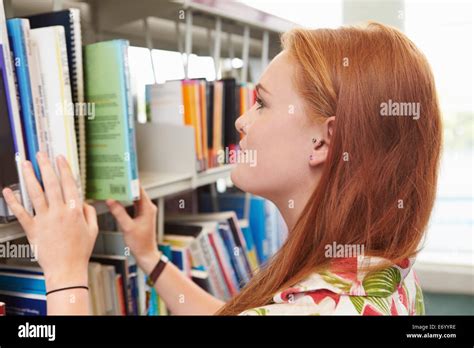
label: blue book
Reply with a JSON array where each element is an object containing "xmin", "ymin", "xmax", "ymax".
[
  {"xmin": 171, "ymin": 248, "xmax": 185, "ymax": 271},
  {"xmin": 200, "ymin": 193, "xmax": 269, "ymax": 263},
  {"xmin": 218, "ymin": 224, "xmax": 249, "ymax": 287},
  {"xmin": 0, "ymin": 291, "xmax": 46, "ymax": 315},
  {"xmin": 0, "ymin": 272, "xmax": 46, "ymax": 295},
  {"xmin": 6, "ymin": 18, "xmax": 41, "ymax": 181}
]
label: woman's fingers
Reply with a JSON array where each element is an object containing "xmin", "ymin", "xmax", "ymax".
[
  {"xmin": 106, "ymin": 199, "xmax": 134, "ymax": 232},
  {"xmin": 134, "ymin": 185, "xmax": 156, "ymax": 217},
  {"xmin": 2, "ymin": 188, "xmax": 33, "ymax": 231},
  {"xmin": 22, "ymin": 160, "xmax": 48, "ymax": 214},
  {"xmin": 57, "ymin": 155, "xmax": 80, "ymax": 207},
  {"xmin": 36, "ymin": 152, "xmax": 64, "ymax": 207}
]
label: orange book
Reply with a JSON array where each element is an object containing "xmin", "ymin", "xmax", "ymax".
[
  {"xmin": 192, "ymin": 81, "xmax": 203, "ymax": 171},
  {"xmin": 182, "ymin": 80, "xmax": 202, "ymax": 170}
]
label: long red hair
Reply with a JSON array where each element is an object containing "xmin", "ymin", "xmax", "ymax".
[{"xmin": 218, "ymin": 22, "xmax": 442, "ymax": 315}]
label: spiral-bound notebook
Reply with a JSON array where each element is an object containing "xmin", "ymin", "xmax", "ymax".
[{"xmin": 27, "ymin": 8, "xmax": 86, "ymax": 192}]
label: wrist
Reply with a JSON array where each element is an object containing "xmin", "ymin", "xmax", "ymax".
[
  {"xmin": 138, "ymin": 250, "xmax": 162, "ymax": 275},
  {"xmin": 44, "ymin": 268, "xmax": 88, "ymax": 293}
]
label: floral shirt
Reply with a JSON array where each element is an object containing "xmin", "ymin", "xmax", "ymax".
[{"xmin": 240, "ymin": 256, "xmax": 424, "ymax": 315}]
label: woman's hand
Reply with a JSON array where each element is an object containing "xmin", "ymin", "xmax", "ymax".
[
  {"xmin": 106, "ymin": 186, "xmax": 160, "ymax": 274},
  {"xmin": 2, "ymin": 152, "xmax": 98, "ymax": 292}
]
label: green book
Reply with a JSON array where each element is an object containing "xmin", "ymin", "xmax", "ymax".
[{"xmin": 84, "ymin": 39, "xmax": 139, "ymax": 201}]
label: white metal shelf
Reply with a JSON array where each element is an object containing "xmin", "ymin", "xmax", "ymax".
[{"xmin": 0, "ymin": 165, "xmax": 234, "ymax": 243}]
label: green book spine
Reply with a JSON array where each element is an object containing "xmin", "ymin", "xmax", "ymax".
[{"xmin": 84, "ymin": 39, "xmax": 138, "ymax": 201}]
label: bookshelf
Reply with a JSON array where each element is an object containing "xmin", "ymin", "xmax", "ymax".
[
  {"xmin": 0, "ymin": 165, "xmax": 234, "ymax": 243},
  {"xmin": 0, "ymin": 0, "xmax": 291, "ymax": 315},
  {"xmin": 0, "ymin": 0, "xmax": 294, "ymax": 230},
  {"xmin": 0, "ymin": 0, "xmax": 294, "ymax": 244}
]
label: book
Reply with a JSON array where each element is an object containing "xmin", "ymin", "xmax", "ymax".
[
  {"xmin": 217, "ymin": 222, "xmax": 250, "ymax": 286},
  {"xmin": 222, "ymin": 78, "xmax": 239, "ymax": 154},
  {"xmin": 212, "ymin": 80, "xmax": 224, "ymax": 166},
  {"xmin": 6, "ymin": 18, "xmax": 41, "ymax": 181},
  {"xmin": 167, "ymin": 211, "xmax": 253, "ymax": 277},
  {"xmin": 191, "ymin": 269, "xmax": 212, "ymax": 293},
  {"xmin": 0, "ymin": 55, "xmax": 21, "ymax": 223},
  {"xmin": 28, "ymin": 9, "xmax": 86, "ymax": 192},
  {"xmin": 199, "ymin": 192, "xmax": 280, "ymax": 264},
  {"xmin": 84, "ymin": 39, "xmax": 139, "ymax": 201},
  {"xmin": 165, "ymin": 223, "xmax": 237, "ymax": 299},
  {"xmin": 0, "ymin": 291, "xmax": 46, "ymax": 315},
  {"xmin": 207, "ymin": 227, "xmax": 240, "ymax": 294},
  {"xmin": 0, "ymin": 271, "xmax": 46, "ymax": 315},
  {"xmin": 145, "ymin": 80, "xmax": 185, "ymax": 125},
  {"xmin": 182, "ymin": 79, "xmax": 204, "ymax": 171},
  {"xmin": 30, "ymin": 26, "xmax": 82, "ymax": 198},
  {"xmin": 90, "ymin": 254, "xmax": 131, "ymax": 316},
  {"xmin": 0, "ymin": 0, "xmax": 32, "ymax": 220},
  {"xmin": 164, "ymin": 222, "xmax": 230, "ymax": 300},
  {"xmin": 93, "ymin": 229, "xmax": 143, "ymax": 315}
]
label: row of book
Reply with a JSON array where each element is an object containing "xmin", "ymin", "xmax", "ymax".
[
  {"xmin": 145, "ymin": 78, "xmax": 255, "ymax": 171},
  {"xmin": 0, "ymin": 2, "xmax": 255, "ymax": 224},
  {"xmin": 0, "ymin": 3, "xmax": 142, "ymax": 224},
  {"xmin": 0, "ymin": 209, "xmax": 285, "ymax": 315}
]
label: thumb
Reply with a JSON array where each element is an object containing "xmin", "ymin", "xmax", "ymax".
[
  {"xmin": 106, "ymin": 199, "xmax": 134, "ymax": 233},
  {"xmin": 83, "ymin": 203, "xmax": 98, "ymax": 236}
]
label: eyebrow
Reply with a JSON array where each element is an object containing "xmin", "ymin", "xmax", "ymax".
[{"xmin": 256, "ymin": 83, "xmax": 271, "ymax": 95}]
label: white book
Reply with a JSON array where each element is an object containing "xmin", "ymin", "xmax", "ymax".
[
  {"xmin": 27, "ymin": 28, "xmax": 51, "ymax": 160},
  {"xmin": 0, "ymin": 0, "xmax": 32, "ymax": 214},
  {"xmin": 30, "ymin": 26, "xmax": 82, "ymax": 199},
  {"xmin": 146, "ymin": 81, "xmax": 185, "ymax": 125}
]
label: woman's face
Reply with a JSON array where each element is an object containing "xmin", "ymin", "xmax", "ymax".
[{"xmin": 231, "ymin": 51, "xmax": 330, "ymax": 203}]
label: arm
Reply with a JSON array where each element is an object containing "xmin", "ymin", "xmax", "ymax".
[
  {"xmin": 106, "ymin": 188, "xmax": 225, "ymax": 315},
  {"xmin": 141, "ymin": 251, "xmax": 224, "ymax": 315},
  {"xmin": 2, "ymin": 152, "xmax": 98, "ymax": 315}
]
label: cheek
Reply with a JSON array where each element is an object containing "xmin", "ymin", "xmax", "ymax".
[{"xmin": 231, "ymin": 112, "xmax": 305, "ymax": 197}]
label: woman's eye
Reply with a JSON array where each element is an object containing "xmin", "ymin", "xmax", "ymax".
[{"xmin": 255, "ymin": 97, "xmax": 264, "ymax": 110}]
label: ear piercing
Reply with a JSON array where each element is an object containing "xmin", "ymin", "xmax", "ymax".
[{"xmin": 312, "ymin": 138, "xmax": 324, "ymax": 149}]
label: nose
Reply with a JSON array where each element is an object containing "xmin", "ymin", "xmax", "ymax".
[{"xmin": 235, "ymin": 114, "xmax": 246, "ymax": 135}]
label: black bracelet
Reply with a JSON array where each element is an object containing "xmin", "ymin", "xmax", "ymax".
[{"xmin": 46, "ymin": 286, "xmax": 89, "ymax": 296}]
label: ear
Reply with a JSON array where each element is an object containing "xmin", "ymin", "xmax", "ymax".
[{"xmin": 309, "ymin": 116, "xmax": 336, "ymax": 167}]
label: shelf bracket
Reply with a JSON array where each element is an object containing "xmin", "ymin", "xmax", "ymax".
[
  {"xmin": 261, "ymin": 30, "xmax": 269, "ymax": 72},
  {"xmin": 241, "ymin": 25, "xmax": 250, "ymax": 83},
  {"xmin": 157, "ymin": 197, "xmax": 165, "ymax": 243},
  {"xmin": 213, "ymin": 17, "xmax": 222, "ymax": 79},
  {"xmin": 184, "ymin": 8, "xmax": 193, "ymax": 79},
  {"xmin": 4, "ymin": 0, "xmax": 13, "ymax": 17},
  {"xmin": 143, "ymin": 17, "xmax": 157, "ymax": 84}
]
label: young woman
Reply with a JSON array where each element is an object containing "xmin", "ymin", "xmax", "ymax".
[{"xmin": 3, "ymin": 22, "xmax": 441, "ymax": 315}]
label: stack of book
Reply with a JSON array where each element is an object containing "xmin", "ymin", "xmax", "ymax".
[
  {"xmin": 0, "ymin": 3, "xmax": 140, "ymax": 224},
  {"xmin": 145, "ymin": 79, "xmax": 256, "ymax": 171},
  {"xmin": 0, "ymin": 202, "xmax": 286, "ymax": 316}
]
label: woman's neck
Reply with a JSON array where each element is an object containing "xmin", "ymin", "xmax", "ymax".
[{"xmin": 271, "ymin": 182, "xmax": 317, "ymax": 232}]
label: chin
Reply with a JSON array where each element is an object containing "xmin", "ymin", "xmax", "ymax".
[
  {"xmin": 230, "ymin": 164, "xmax": 271, "ymax": 199},
  {"xmin": 230, "ymin": 164, "xmax": 255, "ymax": 192}
]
